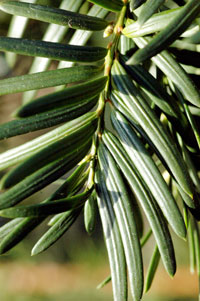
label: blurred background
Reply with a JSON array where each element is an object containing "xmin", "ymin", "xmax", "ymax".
[{"xmin": 0, "ymin": 1, "xmax": 199, "ymax": 300}]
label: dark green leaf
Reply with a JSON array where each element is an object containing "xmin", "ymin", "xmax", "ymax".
[
  {"xmin": 0, "ymin": 111, "xmax": 97, "ymax": 171},
  {"xmin": 130, "ymin": 0, "xmax": 146, "ymax": 10},
  {"xmin": 102, "ymin": 130, "xmax": 176, "ymax": 276},
  {"xmin": 0, "ymin": 218, "xmax": 23, "ymax": 239},
  {"xmin": 97, "ymin": 230, "xmax": 151, "ymax": 291},
  {"xmin": 0, "ymin": 140, "xmax": 92, "ymax": 209},
  {"xmin": 84, "ymin": 190, "xmax": 98, "ymax": 235},
  {"xmin": 0, "ymin": 217, "xmax": 44, "ymax": 255},
  {"xmin": 98, "ymin": 143, "xmax": 144, "ymax": 300},
  {"xmin": 95, "ymin": 168, "xmax": 128, "ymax": 300},
  {"xmin": 174, "ymin": 86, "xmax": 200, "ymax": 149},
  {"xmin": 121, "ymin": 56, "xmax": 196, "ymax": 147},
  {"xmin": 177, "ymin": 135, "xmax": 200, "ymax": 192},
  {"xmin": 120, "ymin": 55, "xmax": 181, "ymax": 119},
  {"xmin": 145, "ymin": 245, "xmax": 160, "ymax": 292},
  {"xmin": 123, "ymin": 9, "xmax": 180, "ymax": 38},
  {"xmin": 188, "ymin": 216, "xmax": 196, "ymax": 273},
  {"xmin": 110, "ymin": 90, "xmax": 148, "ymax": 141},
  {"xmin": 1, "ymin": 118, "xmax": 97, "ymax": 188},
  {"xmin": 125, "ymin": 184, "xmax": 144, "ymax": 239},
  {"xmin": 31, "ymin": 207, "xmax": 82, "ymax": 255},
  {"xmin": 0, "ymin": 190, "xmax": 92, "ymax": 218},
  {"xmin": 0, "ymin": 162, "xmax": 88, "ymax": 254},
  {"xmin": 52, "ymin": 162, "xmax": 89, "ymax": 200},
  {"xmin": 97, "ymin": 275, "xmax": 112, "ymax": 290},
  {"xmin": 0, "ymin": 1, "xmax": 109, "ymax": 30},
  {"xmin": 15, "ymin": 76, "xmax": 107, "ymax": 117},
  {"xmin": 129, "ymin": 0, "xmax": 200, "ymax": 64},
  {"xmin": 48, "ymin": 170, "xmax": 90, "ymax": 227},
  {"xmin": 0, "ymin": 37, "xmax": 107, "ymax": 62},
  {"xmin": 88, "ymin": 0, "xmax": 123, "ymax": 12},
  {"xmin": 119, "ymin": 56, "xmax": 196, "ymax": 148},
  {"xmin": 131, "ymin": 37, "xmax": 200, "ymax": 108},
  {"xmin": 176, "ymin": 183, "xmax": 199, "ymax": 212},
  {"xmin": 0, "ymin": 65, "xmax": 102, "ymax": 95},
  {"xmin": 0, "ymin": 97, "xmax": 98, "ymax": 139},
  {"xmin": 111, "ymin": 59, "xmax": 194, "ymax": 200},
  {"xmin": 110, "ymin": 109, "xmax": 186, "ymax": 239},
  {"xmin": 137, "ymin": 0, "xmax": 165, "ymax": 27},
  {"xmin": 140, "ymin": 229, "xmax": 152, "ymax": 247}
]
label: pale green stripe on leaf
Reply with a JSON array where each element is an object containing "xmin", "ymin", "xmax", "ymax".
[
  {"xmin": 177, "ymin": 135, "xmax": 200, "ymax": 193},
  {"xmin": 110, "ymin": 109, "xmax": 186, "ymax": 239},
  {"xmin": 132, "ymin": 37, "xmax": 200, "ymax": 109},
  {"xmin": 98, "ymin": 143, "xmax": 144, "ymax": 300},
  {"xmin": 17, "ymin": 76, "xmax": 107, "ymax": 117},
  {"xmin": 0, "ymin": 218, "xmax": 23, "ymax": 239},
  {"xmin": 129, "ymin": 0, "xmax": 200, "ymax": 64},
  {"xmin": 1, "ymin": 120, "xmax": 96, "ymax": 188},
  {"xmin": 0, "ymin": 141, "xmax": 92, "ymax": 209},
  {"xmin": 174, "ymin": 86, "xmax": 200, "ymax": 149},
  {"xmin": 0, "ymin": 112, "xmax": 97, "ymax": 171},
  {"xmin": 120, "ymin": 55, "xmax": 181, "ymax": 119},
  {"xmin": 0, "ymin": 162, "xmax": 87, "ymax": 254},
  {"xmin": 102, "ymin": 131, "xmax": 176, "ymax": 276},
  {"xmin": 0, "ymin": 97, "xmax": 98, "ymax": 139},
  {"xmin": 123, "ymin": 9, "xmax": 180, "ymax": 38},
  {"xmin": 137, "ymin": 0, "xmax": 165, "ymax": 27},
  {"xmin": 95, "ymin": 168, "xmax": 128, "ymax": 301},
  {"xmin": 0, "ymin": 217, "xmax": 44, "ymax": 255},
  {"xmin": 111, "ymin": 59, "xmax": 194, "ymax": 200}
]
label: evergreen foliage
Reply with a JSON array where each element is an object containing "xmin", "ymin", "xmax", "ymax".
[{"xmin": 0, "ymin": 0, "xmax": 200, "ymax": 299}]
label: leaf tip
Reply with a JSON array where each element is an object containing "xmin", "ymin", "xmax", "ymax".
[
  {"xmin": 168, "ymin": 263, "xmax": 177, "ymax": 278},
  {"xmin": 169, "ymin": 272, "xmax": 175, "ymax": 279},
  {"xmin": 126, "ymin": 56, "xmax": 138, "ymax": 65},
  {"xmin": 11, "ymin": 109, "xmax": 19, "ymax": 118},
  {"xmin": 0, "ymin": 210, "xmax": 5, "ymax": 217},
  {"xmin": 0, "ymin": 246, "xmax": 6, "ymax": 255},
  {"xmin": 144, "ymin": 285, "xmax": 150, "ymax": 294},
  {"xmin": 0, "ymin": 176, "xmax": 9, "ymax": 190},
  {"xmin": 31, "ymin": 247, "xmax": 38, "ymax": 256},
  {"xmin": 178, "ymin": 228, "xmax": 187, "ymax": 241}
]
